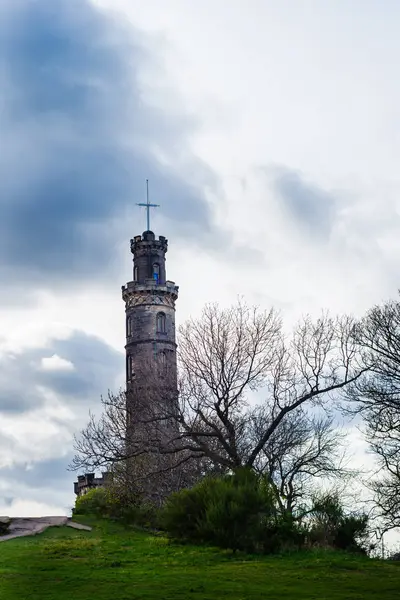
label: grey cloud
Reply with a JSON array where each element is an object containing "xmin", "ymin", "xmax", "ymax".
[
  {"xmin": 267, "ymin": 166, "xmax": 337, "ymax": 237},
  {"xmin": 0, "ymin": 456, "xmax": 74, "ymax": 490},
  {"xmin": 0, "ymin": 456, "xmax": 77, "ymax": 514},
  {"xmin": 0, "ymin": 329, "xmax": 124, "ymax": 512},
  {"xmin": 0, "ymin": 330, "xmax": 123, "ymax": 414},
  {"xmin": 0, "ymin": 0, "xmax": 220, "ymax": 293},
  {"xmin": 1, "ymin": 497, "xmax": 13, "ymax": 507}
]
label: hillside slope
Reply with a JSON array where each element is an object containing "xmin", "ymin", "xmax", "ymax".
[{"xmin": 0, "ymin": 517, "xmax": 399, "ymax": 600}]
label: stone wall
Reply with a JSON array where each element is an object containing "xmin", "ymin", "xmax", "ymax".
[{"xmin": 73, "ymin": 472, "xmax": 111, "ymax": 497}]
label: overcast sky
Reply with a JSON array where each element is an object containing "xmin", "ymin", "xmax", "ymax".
[{"xmin": 0, "ymin": 0, "xmax": 399, "ymax": 545}]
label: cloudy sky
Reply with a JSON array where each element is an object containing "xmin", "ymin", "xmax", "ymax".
[{"xmin": 0, "ymin": 0, "xmax": 399, "ymax": 542}]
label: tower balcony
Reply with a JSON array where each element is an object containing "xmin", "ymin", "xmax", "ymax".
[{"xmin": 121, "ymin": 279, "xmax": 179, "ymax": 301}]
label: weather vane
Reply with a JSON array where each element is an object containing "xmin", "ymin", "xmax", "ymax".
[{"xmin": 137, "ymin": 180, "xmax": 159, "ymax": 232}]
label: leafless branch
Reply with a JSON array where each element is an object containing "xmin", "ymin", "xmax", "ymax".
[{"xmin": 72, "ymin": 299, "xmax": 365, "ymax": 505}]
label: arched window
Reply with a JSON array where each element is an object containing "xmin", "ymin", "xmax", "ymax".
[
  {"xmin": 152, "ymin": 263, "xmax": 159, "ymax": 283},
  {"xmin": 156, "ymin": 312, "xmax": 166, "ymax": 333},
  {"xmin": 134, "ymin": 266, "xmax": 139, "ymax": 282}
]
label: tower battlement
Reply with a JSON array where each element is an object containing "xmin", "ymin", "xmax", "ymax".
[
  {"xmin": 130, "ymin": 231, "xmax": 168, "ymax": 254},
  {"xmin": 127, "ymin": 230, "xmax": 171, "ymax": 287}
]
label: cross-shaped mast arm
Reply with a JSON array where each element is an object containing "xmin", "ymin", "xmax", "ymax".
[{"xmin": 136, "ymin": 179, "xmax": 159, "ymax": 231}]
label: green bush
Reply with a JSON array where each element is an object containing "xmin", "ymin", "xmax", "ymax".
[
  {"xmin": 333, "ymin": 514, "xmax": 369, "ymax": 554},
  {"xmin": 73, "ymin": 486, "xmax": 159, "ymax": 529},
  {"xmin": 195, "ymin": 470, "xmax": 271, "ymax": 552},
  {"xmin": 159, "ymin": 486, "xmax": 208, "ymax": 542},
  {"xmin": 107, "ymin": 498, "xmax": 159, "ymax": 529},
  {"xmin": 306, "ymin": 492, "xmax": 369, "ymax": 554},
  {"xmin": 74, "ymin": 487, "xmax": 110, "ymax": 517},
  {"xmin": 161, "ymin": 468, "xmax": 302, "ymax": 553},
  {"xmin": 259, "ymin": 515, "xmax": 307, "ymax": 554}
]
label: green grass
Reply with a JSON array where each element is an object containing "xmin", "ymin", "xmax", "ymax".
[{"xmin": 0, "ymin": 517, "xmax": 399, "ymax": 600}]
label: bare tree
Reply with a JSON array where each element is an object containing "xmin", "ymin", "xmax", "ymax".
[
  {"xmin": 250, "ymin": 408, "xmax": 358, "ymax": 517},
  {"xmin": 70, "ymin": 385, "xmax": 222, "ymax": 500},
  {"xmin": 366, "ymin": 411, "xmax": 400, "ymax": 534},
  {"xmin": 172, "ymin": 301, "xmax": 364, "ymax": 471},
  {"xmin": 347, "ymin": 294, "xmax": 400, "ymax": 534},
  {"xmin": 71, "ymin": 300, "xmax": 365, "ymax": 497}
]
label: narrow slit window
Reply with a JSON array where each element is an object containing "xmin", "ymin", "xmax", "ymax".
[
  {"xmin": 156, "ymin": 312, "xmax": 166, "ymax": 333},
  {"xmin": 158, "ymin": 351, "xmax": 167, "ymax": 374},
  {"xmin": 134, "ymin": 266, "xmax": 139, "ymax": 282},
  {"xmin": 127, "ymin": 316, "xmax": 133, "ymax": 337},
  {"xmin": 126, "ymin": 355, "xmax": 135, "ymax": 381},
  {"xmin": 129, "ymin": 356, "xmax": 135, "ymax": 379}
]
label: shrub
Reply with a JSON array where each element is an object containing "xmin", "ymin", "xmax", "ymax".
[
  {"xmin": 161, "ymin": 468, "xmax": 302, "ymax": 553},
  {"xmin": 259, "ymin": 515, "xmax": 307, "ymax": 554},
  {"xmin": 160, "ymin": 486, "xmax": 208, "ymax": 542},
  {"xmin": 73, "ymin": 486, "xmax": 159, "ymax": 529},
  {"xmin": 333, "ymin": 514, "xmax": 369, "ymax": 554},
  {"xmin": 74, "ymin": 487, "xmax": 110, "ymax": 517},
  {"xmin": 108, "ymin": 498, "xmax": 159, "ymax": 529},
  {"xmin": 306, "ymin": 492, "xmax": 369, "ymax": 554},
  {"xmin": 195, "ymin": 470, "xmax": 272, "ymax": 552}
]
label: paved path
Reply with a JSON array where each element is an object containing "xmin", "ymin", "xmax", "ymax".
[{"xmin": 0, "ymin": 517, "xmax": 92, "ymax": 542}]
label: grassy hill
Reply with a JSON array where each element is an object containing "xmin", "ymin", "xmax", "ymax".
[{"xmin": 0, "ymin": 516, "xmax": 399, "ymax": 600}]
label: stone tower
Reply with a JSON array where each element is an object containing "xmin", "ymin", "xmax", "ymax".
[{"xmin": 121, "ymin": 230, "xmax": 179, "ymax": 455}]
